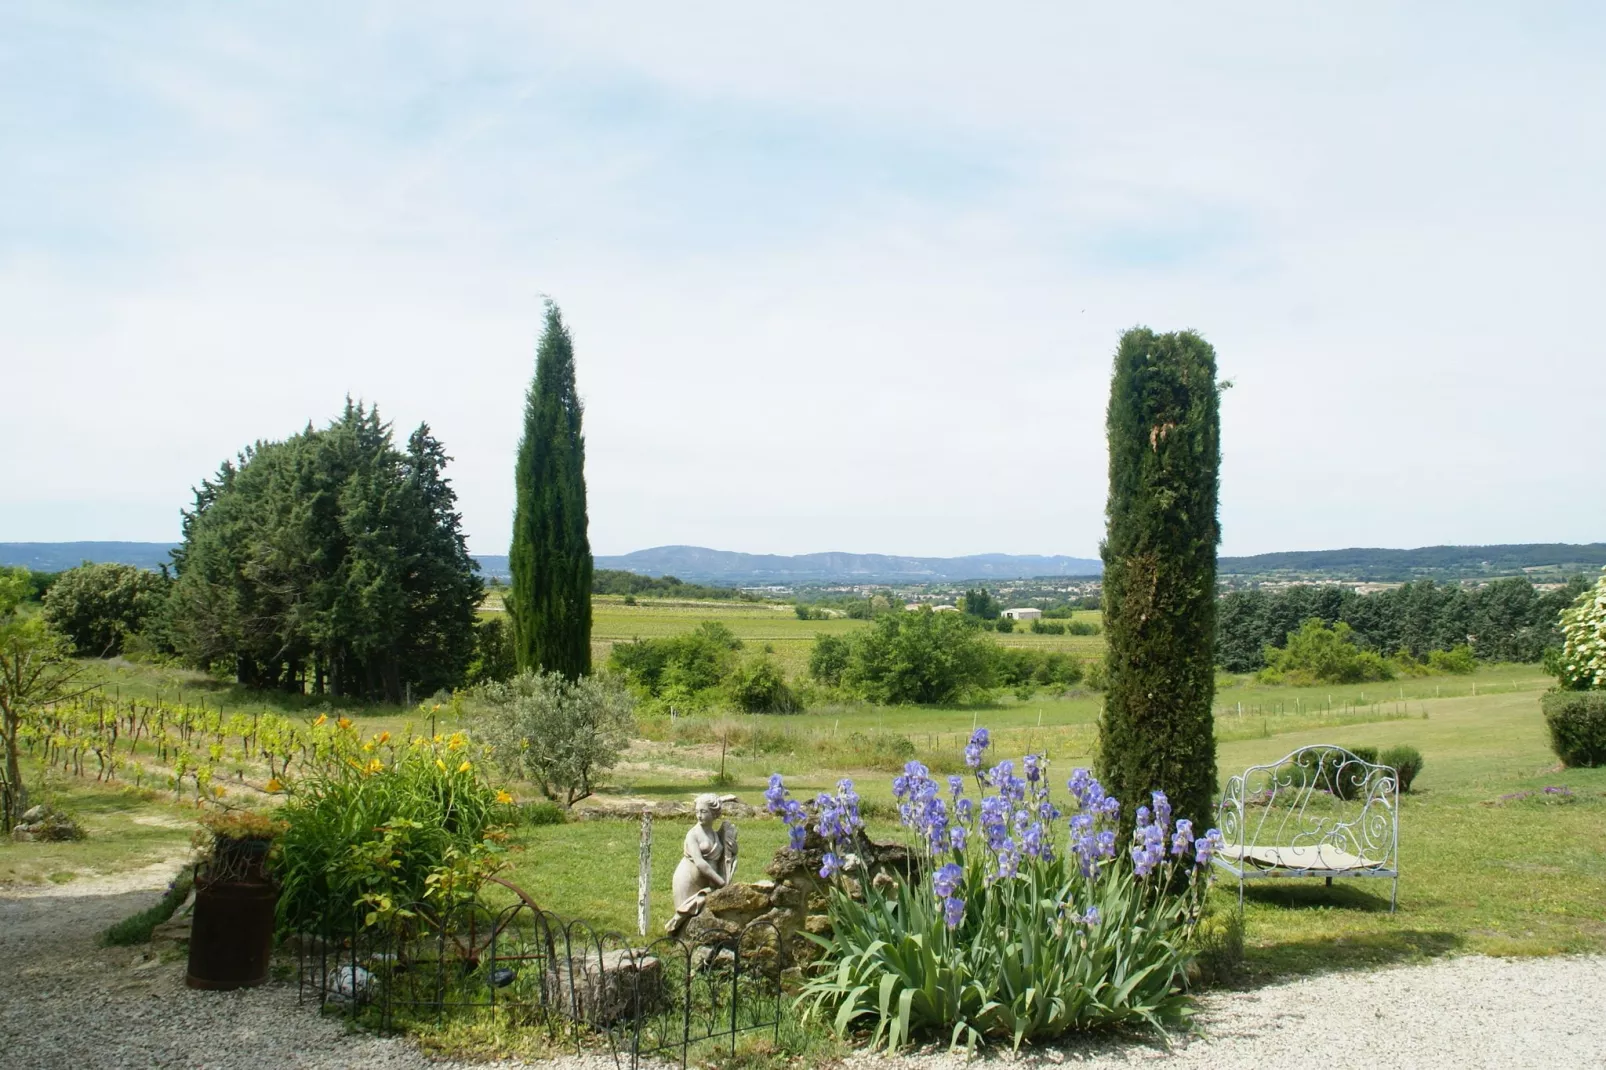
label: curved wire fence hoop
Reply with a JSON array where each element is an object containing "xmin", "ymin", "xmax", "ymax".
[{"xmin": 295, "ymin": 880, "xmax": 787, "ymax": 1070}]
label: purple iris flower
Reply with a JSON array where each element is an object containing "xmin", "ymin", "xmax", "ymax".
[{"xmin": 942, "ymin": 896, "xmax": 966, "ymax": 929}]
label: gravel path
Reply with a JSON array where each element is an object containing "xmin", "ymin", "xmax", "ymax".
[{"xmin": 3, "ymin": 873, "xmax": 1602, "ymax": 1069}]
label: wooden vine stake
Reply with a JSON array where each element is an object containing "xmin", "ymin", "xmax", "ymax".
[{"xmin": 637, "ymin": 808, "xmax": 653, "ymax": 937}]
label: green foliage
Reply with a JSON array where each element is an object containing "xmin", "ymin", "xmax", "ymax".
[
  {"xmin": 1427, "ymin": 645, "xmax": 1477, "ymax": 675},
  {"xmin": 471, "ymin": 671, "xmax": 636, "ymax": 805},
  {"xmin": 832, "ymin": 609, "xmax": 995, "ymax": 705},
  {"xmin": 1028, "ymin": 618, "xmax": 1066, "ymax": 634},
  {"xmin": 40, "ymin": 562, "xmax": 169, "ymax": 657},
  {"xmin": 609, "ymin": 621, "xmax": 744, "ymax": 706},
  {"xmin": 521, "ymin": 799, "xmax": 567, "ymax": 826},
  {"xmin": 593, "ymin": 569, "xmax": 754, "ymax": 601},
  {"xmin": 725, "ymin": 653, "xmax": 801, "ymax": 713},
  {"xmin": 508, "ymin": 302, "xmax": 593, "ymax": 680},
  {"xmin": 1540, "ymin": 691, "xmax": 1606, "ymax": 767},
  {"xmin": 1216, "ymin": 576, "xmax": 1587, "ymax": 672},
  {"xmin": 1258, "ymin": 620, "xmax": 1396, "ymax": 685},
  {"xmin": 1098, "ymin": 327, "xmax": 1221, "ymax": 835},
  {"xmin": 990, "ymin": 647, "xmax": 1084, "ymax": 691},
  {"xmin": 0, "ymin": 600, "xmax": 82, "ymax": 827},
  {"xmin": 168, "ymin": 401, "xmax": 482, "ymax": 701},
  {"xmin": 1379, "ymin": 745, "xmax": 1424, "ymax": 792},
  {"xmin": 101, "ymin": 868, "xmax": 195, "ymax": 946},
  {"xmin": 993, "ymin": 615, "xmax": 1014, "ymax": 634},
  {"xmin": 808, "ymin": 634, "xmax": 851, "ymax": 686},
  {"xmin": 1554, "ymin": 572, "xmax": 1606, "ymax": 690},
  {"xmin": 960, "ymin": 588, "xmax": 999, "ymax": 620},
  {"xmin": 466, "ymin": 617, "xmax": 517, "ymax": 685},
  {"xmin": 273, "ymin": 744, "xmax": 508, "ymax": 934}
]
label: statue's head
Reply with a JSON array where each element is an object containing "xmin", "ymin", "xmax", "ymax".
[{"xmin": 694, "ymin": 793, "xmax": 723, "ymax": 824}]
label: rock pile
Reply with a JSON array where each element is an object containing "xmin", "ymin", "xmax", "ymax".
[
  {"xmin": 677, "ymin": 834, "xmax": 924, "ymax": 977},
  {"xmin": 11, "ymin": 804, "xmax": 86, "ymax": 842}
]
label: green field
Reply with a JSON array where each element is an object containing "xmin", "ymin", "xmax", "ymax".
[{"xmin": 5, "ymin": 615, "xmax": 1599, "ymax": 987}]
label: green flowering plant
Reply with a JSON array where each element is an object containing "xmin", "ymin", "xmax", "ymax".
[{"xmin": 1555, "ymin": 570, "xmax": 1606, "ymax": 691}]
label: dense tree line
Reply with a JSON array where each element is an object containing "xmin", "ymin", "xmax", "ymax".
[
  {"xmin": 1215, "ymin": 576, "xmax": 1589, "ymax": 673},
  {"xmin": 167, "ymin": 401, "xmax": 482, "ymax": 702},
  {"xmin": 593, "ymin": 569, "xmax": 758, "ymax": 601}
]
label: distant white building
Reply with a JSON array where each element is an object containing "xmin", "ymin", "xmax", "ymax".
[
  {"xmin": 1002, "ymin": 607, "xmax": 1042, "ymax": 621},
  {"xmin": 931, "ymin": 604, "xmax": 961, "ymax": 613}
]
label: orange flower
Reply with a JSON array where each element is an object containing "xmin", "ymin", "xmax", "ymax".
[
  {"xmin": 337, "ymin": 717, "xmax": 354, "ymax": 731},
  {"xmin": 265, "ymin": 777, "xmax": 284, "ymax": 793},
  {"xmin": 375, "ymin": 731, "xmax": 391, "ymax": 745},
  {"xmin": 313, "ymin": 713, "xmax": 328, "ymax": 727}
]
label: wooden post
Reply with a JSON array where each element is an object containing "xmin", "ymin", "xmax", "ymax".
[{"xmin": 637, "ymin": 809, "xmax": 653, "ymax": 937}]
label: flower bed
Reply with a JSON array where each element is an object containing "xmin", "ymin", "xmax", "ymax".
[{"xmin": 766, "ymin": 728, "xmax": 1221, "ymax": 1050}]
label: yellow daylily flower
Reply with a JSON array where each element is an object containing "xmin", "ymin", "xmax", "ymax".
[
  {"xmin": 495, "ymin": 790, "xmax": 514, "ymax": 805},
  {"xmin": 436, "ymin": 758, "xmax": 447, "ymax": 772},
  {"xmin": 337, "ymin": 717, "xmax": 354, "ymax": 731},
  {"xmin": 313, "ymin": 713, "xmax": 329, "ymax": 727},
  {"xmin": 457, "ymin": 760, "xmax": 472, "ymax": 773},
  {"xmin": 447, "ymin": 732, "xmax": 466, "ymax": 752},
  {"xmin": 265, "ymin": 777, "xmax": 283, "ymax": 793},
  {"xmin": 376, "ymin": 731, "xmax": 391, "ymax": 745},
  {"xmin": 366, "ymin": 758, "xmax": 384, "ymax": 775}
]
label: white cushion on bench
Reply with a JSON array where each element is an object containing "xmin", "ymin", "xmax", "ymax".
[{"xmin": 1219, "ymin": 843, "xmax": 1382, "ymax": 872}]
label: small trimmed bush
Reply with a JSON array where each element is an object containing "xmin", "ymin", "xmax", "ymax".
[
  {"xmin": 1541, "ymin": 691, "xmax": 1606, "ymax": 768},
  {"xmin": 1380, "ymin": 745, "xmax": 1424, "ymax": 793},
  {"xmin": 1294, "ymin": 746, "xmax": 1379, "ymax": 800}
]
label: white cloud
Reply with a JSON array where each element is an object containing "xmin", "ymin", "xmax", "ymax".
[{"xmin": 2, "ymin": 2, "xmax": 1602, "ymax": 557}]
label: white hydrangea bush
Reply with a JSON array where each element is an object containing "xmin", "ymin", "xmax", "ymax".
[{"xmin": 1558, "ymin": 571, "xmax": 1606, "ymax": 690}]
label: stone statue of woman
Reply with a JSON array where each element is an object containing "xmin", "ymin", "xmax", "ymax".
[{"xmin": 665, "ymin": 793, "xmax": 739, "ymax": 935}]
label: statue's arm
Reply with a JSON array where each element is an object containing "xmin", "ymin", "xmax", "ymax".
[{"xmin": 684, "ymin": 829, "xmax": 726, "ymax": 887}]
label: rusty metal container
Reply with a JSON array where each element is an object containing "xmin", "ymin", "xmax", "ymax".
[{"xmin": 185, "ymin": 839, "xmax": 279, "ymax": 990}]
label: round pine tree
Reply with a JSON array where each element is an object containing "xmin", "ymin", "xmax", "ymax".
[
  {"xmin": 508, "ymin": 301, "xmax": 593, "ymax": 679},
  {"xmin": 1096, "ymin": 327, "xmax": 1222, "ymax": 835}
]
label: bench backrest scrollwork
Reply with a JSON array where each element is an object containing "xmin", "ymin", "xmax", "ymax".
[{"xmin": 1218, "ymin": 745, "xmax": 1398, "ymax": 872}]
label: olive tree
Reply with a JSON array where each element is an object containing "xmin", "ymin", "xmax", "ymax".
[{"xmin": 471, "ymin": 671, "xmax": 635, "ymax": 806}]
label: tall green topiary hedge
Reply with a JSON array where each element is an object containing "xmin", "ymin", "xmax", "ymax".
[{"xmin": 1096, "ymin": 328, "xmax": 1224, "ymax": 835}]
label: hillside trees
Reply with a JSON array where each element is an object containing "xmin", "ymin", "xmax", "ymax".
[
  {"xmin": 41, "ymin": 561, "xmax": 169, "ymax": 656},
  {"xmin": 0, "ymin": 569, "xmax": 83, "ymax": 827},
  {"xmin": 509, "ymin": 302, "xmax": 593, "ymax": 679},
  {"xmin": 1097, "ymin": 328, "xmax": 1222, "ymax": 835},
  {"xmin": 167, "ymin": 401, "xmax": 482, "ymax": 702}
]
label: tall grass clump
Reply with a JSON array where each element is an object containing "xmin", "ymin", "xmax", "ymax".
[
  {"xmin": 769, "ymin": 728, "xmax": 1222, "ymax": 1050},
  {"xmin": 101, "ymin": 869, "xmax": 196, "ymax": 946},
  {"xmin": 273, "ymin": 734, "xmax": 511, "ymax": 934}
]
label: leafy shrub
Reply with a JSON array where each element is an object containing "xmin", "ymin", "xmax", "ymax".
[
  {"xmin": 1426, "ymin": 645, "xmax": 1476, "ymax": 675},
  {"xmin": 808, "ymin": 634, "xmax": 851, "ymax": 686},
  {"xmin": 41, "ymin": 562, "xmax": 169, "ymax": 657},
  {"xmin": 1554, "ymin": 572, "xmax": 1606, "ymax": 690},
  {"xmin": 991, "ymin": 647, "xmax": 1083, "ymax": 690},
  {"xmin": 466, "ymin": 616, "xmax": 517, "ymax": 685},
  {"xmin": 1293, "ymin": 745, "xmax": 1379, "ymax": 800},
  {"xmin": 522, "ymin": 800, "xmax": 567, "ymax": 826},
  {"xmin": 768, "ymin": 730, "xmax": 1222, "ymax": 1049},
  {"xmin": 1541, "ymin": 691, "xmax": 1606, "ymax": 767},
  {"xmin": 1258, "ymin": 619, "xmax": 1394, "ymax": 685},
  {"xmin": 726, "ymin": 654, "xmax": 801, "ymax": 713},
  {"xmin": 1028, "ymin": 618, "xmax": 1066, "ymax": 635},
  {"xmin": 833, "ymin": 609, "xmax": 995, "ymax": 705},
  {"xmin": 1379, "ymin": 745, "xmax": 1424, "ymax": 792},
  {"xmin": 608, "ymin": 621, "xmax": 743, "ymax": 700},
  {"xmin": 472, "ymin": 671, "xmax": 636, "ymax": 805},
  {"xmin": 273, "ymin": 742, "xmax": 509, "ymax": 935},
  {"xmin": 1082, "ymin": 660, "xmax": 1107, "ymax": 690},
  {"xmin": 993, "ymin": 615, "xmax": 1014, "ymax": 634},
  {"xmin": 1065, "ymin": 619, "xmax": 1101, "ymax": 636},
  {"xmin": 102, "ymin": 869, "xmax": 195, "ymax": 946}
]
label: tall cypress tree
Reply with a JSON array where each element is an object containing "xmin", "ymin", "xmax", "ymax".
[
  {"xmin": 1096, "ymin": 327, "xmax": 1222, "ymax": 834},
  {"xmin": 508, "ymin": 302, "xmax": 593, "ymax": 679}
]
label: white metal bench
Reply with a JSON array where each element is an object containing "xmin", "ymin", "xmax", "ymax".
[{"xmin": 1215, "ymin": 745, "xmax": 1399, "ymax": 912}]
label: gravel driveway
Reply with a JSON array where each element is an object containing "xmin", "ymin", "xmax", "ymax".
[{"xmin": 3, "ymin": 873, "xmax": 1602, "ymax": 1070}]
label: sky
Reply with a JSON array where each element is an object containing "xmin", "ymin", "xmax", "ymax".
[{"xmin": 3, "ymin": 3, "xmax": 1603, "ymax": 558}]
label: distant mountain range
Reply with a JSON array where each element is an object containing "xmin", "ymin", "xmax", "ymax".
[
  {"xmin": 589, "ymin": 546, "xmax": 1104, "ymax": 584},
  {"xmin": 4, "ymin": 541, "xmax": 1601, "ymax": 586}
]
